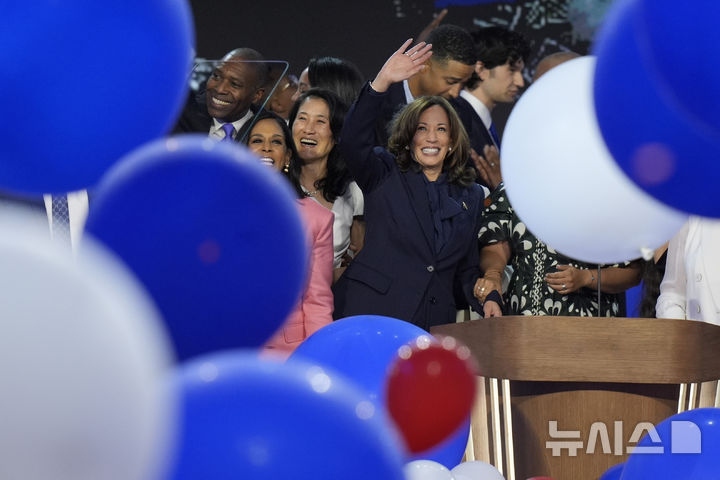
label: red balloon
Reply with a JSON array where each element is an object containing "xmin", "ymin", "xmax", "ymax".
[{"xmin": 385, "ymin": 336, "xmax": 478, "ymax": 453}]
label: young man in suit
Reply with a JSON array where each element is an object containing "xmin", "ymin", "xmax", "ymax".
[
  {"xmin": 173, "ymin": 48, "xmax": 269, "ymax": 142},
  {"xmin": 373, "ymin": 25, "xmax": 476, "ymax": 146},
  {"xmin": 453, "ymin": 26, "xmax": 530, "ymax": 190}
]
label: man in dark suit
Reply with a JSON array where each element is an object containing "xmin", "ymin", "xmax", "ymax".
[
  {"xmin": 453, "ymin": 27, "xmax": 530, "ymax": 190},
  {"xmin": 173, "ymin": 48, "xmax": 269, "ymax": 142},
  {"xmin": 373, "ymin": 25, "xmax": 476, "ymax": 146}
]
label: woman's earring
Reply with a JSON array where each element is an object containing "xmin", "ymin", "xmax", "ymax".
[
  {"xmin": 405, "ymin": 145, "xmax": 410, "ymax": 150},
  {"xmin": 448, "ymin": 147, "xmax": 452, "ymax": 152},
  {"xmin": 283, "ymin": 163, "xmax": 290, "ymax": 173}
]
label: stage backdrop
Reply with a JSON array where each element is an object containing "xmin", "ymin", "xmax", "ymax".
[{"xmin": 188, "ymin": 0, "xmax": 611, "ymax": 132}]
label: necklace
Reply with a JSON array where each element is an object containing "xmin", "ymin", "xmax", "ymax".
[{"xmin": 302, "ymin": 183, "xmax": 320, "ymax": 197}]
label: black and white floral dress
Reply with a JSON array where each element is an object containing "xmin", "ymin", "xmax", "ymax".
[{"xmin": 478, "ymin": 184, "xmax": 626, "ymax": 317}]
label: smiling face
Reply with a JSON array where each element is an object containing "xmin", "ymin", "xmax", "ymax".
[
  {"xmin": 247, "ymin": 118, "xmax": 291, "ymax": 172},
  {"xmin": 205, "ymin": 59, "xmax": 264, "ymax": 122},
  {"xmin": 411, "ymin": 105, "xmax": 451, "ymax": 180},
  {"xmin": 291, "ymin": 96, "xmax": 335, "ymax": 164}
]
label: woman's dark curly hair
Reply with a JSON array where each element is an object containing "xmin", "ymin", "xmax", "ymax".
[
  {"xmin": 388, "ymin": 96, "xmax": 475, "ymax": 187},
  {"xmin": 288, "ymin": 88, "xmax": 351, "ymax": 203},
  {"xmin": 244, "ymin": 110, "xmax": 304, "ymax": 198}
]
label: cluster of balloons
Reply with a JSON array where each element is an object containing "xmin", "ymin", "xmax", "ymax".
[
  {"xmin": 0, "ymin": 1, "xmax": 197, "ymax": 479},
  {"xmin": 502, "ymin": 0, "xmax": 720, "ymax": 263},
  {"xmin": 292, "ymin": 316, "xmax": 479, "ymax": 468}
]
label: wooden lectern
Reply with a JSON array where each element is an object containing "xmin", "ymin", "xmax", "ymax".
[{"xmin": 431, "ymin": 316, "xmax": 720, "ymax": 480}]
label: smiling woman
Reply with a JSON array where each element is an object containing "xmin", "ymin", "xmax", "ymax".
[
  {"xmin": 244, "ymin": 111, "xmax": 334, "ymax": 358},
  {"xmin": 332, "ymin": 40, "xmax": 501, "ymax": 329},
  {"xmin": 289, "ymin": 88, "xmax": 365, "ymax": 280}
]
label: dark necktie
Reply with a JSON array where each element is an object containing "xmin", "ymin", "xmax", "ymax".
[
  {"xmin": 489, "ymin": 122, "xmax": 501, "ymax": 148},
  {"xmin": 51, "ymin": 194, "xmax": 71, "ymax": 244},
  {"xmin": 221, "ymin": 123, "xmax": 235, "ymax": 142}
]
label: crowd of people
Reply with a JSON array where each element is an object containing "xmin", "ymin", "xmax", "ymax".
[{"xmin": 170, "ymin": 22, "xmax": 715, "ymax": 357}]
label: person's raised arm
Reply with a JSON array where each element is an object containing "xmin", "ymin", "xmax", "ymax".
[{"xmin": 340, "ymin": 39, "xmax": 433, "ymax": 192}]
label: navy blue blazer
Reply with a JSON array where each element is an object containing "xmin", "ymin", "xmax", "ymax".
[
  {"xmin": 373, "ymin": 81, "xmax": 408, "ymax": 147},
  {"xmin": 333, "ymin": 84, "xmax": 486, "ymax": 330}
]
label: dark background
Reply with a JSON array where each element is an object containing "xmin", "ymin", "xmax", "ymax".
[{"xmin": 188, "ymin": 0, "xmax": 612, "ymax": 130}]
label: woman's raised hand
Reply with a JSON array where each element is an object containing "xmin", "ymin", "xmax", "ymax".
[{"xmin": 371, "ymin": 39, "xmax": 433, "ymax": 93}]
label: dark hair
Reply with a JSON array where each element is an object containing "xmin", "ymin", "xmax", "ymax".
[
  {"xmin": 244, "ymin": 111, "xmax": 305, "ymax": 198},
  {"xmin": 465, "ymin": 27, "xmax": 530, "ymax": 90},
  {"xmin": 388, "ymin": 96, "xmax": 475, "ymax": 187},
  {"xmin": 426, "ymin": 25, "xmax": 476, "ymax": 66},
  {"xmin": 288, "ymin": 88, "xmax": 351, "ymax": 203},
  {"xmin": 308, "ymin": 56, "xmax": 365, "ymax": 108},
  {"xmin": 222, "ymin": 47, "xmax": 270, "ymax": 88}
]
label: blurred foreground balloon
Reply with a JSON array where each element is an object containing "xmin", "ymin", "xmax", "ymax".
[
  {"xmin": 451, "ymin": 461, "xmax": 504, "ymax": 480},
  {"xmin": 0, "ymin": 208, "xmax": 174, "ymax": 480},
  {"xmin": 167, "ymin": 352, "xmax": 406, "ymax": 479},
  {"xmin": 593, "ymin": 0, "xmax": 720, "ymax": 217},
  {"xmin": 0, "ymin": 0, "xmax": 194, "ymax": 194},
  {"xmin": 405, "ymin": 460, "xmax": 456, "ymax": 480},
  {"xmin": 501, "ymin": 56, "xmax": 686, "ymax": 263},
  {"xmin": 386, "ymin": 336, "xmax": 477, "ymax": 453},
  {"xmin": 291, "ymin": 315, "xmax": 430, "ymax": 402},
  {"xmin": 620, "ymin": 408, "xmax": 720, "ymax": 479},
  {"xmin": 598, "ymin": 462, "xmax": 624, "ymax": 479},
  {"xmin": 85, "ymin": 135, "xmax": 307, "ymax": 361}
]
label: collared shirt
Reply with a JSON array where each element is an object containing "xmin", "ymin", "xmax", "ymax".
[
  {"xmin": 43, "ymin": 190, "xmax": 89, "ymax": 252},
  {"xmin": 402, "ymin": 79, "xmax": 415, "ymax": 105},
  {"xmin": 460, "ymin": 89, "xmax": 496, "ymax": 146},
  {"xmin": 209, "ymin": 109, "xmax": 253, "ymax": 140}
]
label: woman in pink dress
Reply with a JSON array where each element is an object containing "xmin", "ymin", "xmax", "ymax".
[{"xmin": 245, "ymin": 111, "xmax": 334, "ymax": 359}]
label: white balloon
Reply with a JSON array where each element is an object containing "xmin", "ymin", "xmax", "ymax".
[
  {"xmin": 501, "ymin": 56, "xmax": 687, "ymax": 263},
  {"xmin": 405, "ymin": 460, "xmax": 456, "ymax": 480},
  {"xmin": 451, "ymin": 460, "xmax": 505, "ymax": 480},
  {"xmin": 0, "ymin": 207, "xmax": 174, "ymax": 480}
]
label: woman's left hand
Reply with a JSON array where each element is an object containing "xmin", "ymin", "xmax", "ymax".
[
  {"xmin": 545, "ymin": 264, "xmax": 592, "ymax": 294},
  {"xmin": 483, "ymin": 300, "xmax": 502, "ymax": 318}
]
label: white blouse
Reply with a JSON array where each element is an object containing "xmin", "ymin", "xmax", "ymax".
[
  {"xmin": 656, "ymin": 216, "xmax": 720, "ymax": 324},
  {"xmin": 307, "ymin": 181, "xmax": 364, "ymax": 269}
]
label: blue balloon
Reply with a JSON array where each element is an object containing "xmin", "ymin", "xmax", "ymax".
[
  {"xmin": 410, "ymin": 417, "xmax": 471, "ymax": 469},
  {"xmin": 620, "ymin": 408, "xmax": 720, "ymax": 479},
  {"xmin": 599, "ymin": 462, "xmax": 624, "ymax": 480},
  {"xmin": 166, "ymin": 351, "xmax": 406, "ymax": 479},
  {"xmin": 85, "ymin": 135, "xmax": 308, "ymax": 361},
  {"xmin": 0, "ymin": 0, "xmax": 194, "ymax": 194},
  {"xmin": 593, "ymin": 0, "xmax": 720, "ymax": 217},
  {"xmin": 290, "ymin": 315, "xmax": 430, "ymax": 402}
]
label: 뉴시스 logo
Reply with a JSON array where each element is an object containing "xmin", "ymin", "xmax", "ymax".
[{"xmin": 546, "ymin": 420, "xmax": 702, "ymax": 456}]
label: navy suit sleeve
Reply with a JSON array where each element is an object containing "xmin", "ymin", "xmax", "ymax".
[
  {"xmin": 456, "ymin": 185, "xmax": 487, "ymax": 314},
  {"xmin": 340, "ymin": 83, "xmax": 395, "ymax": 193}
]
